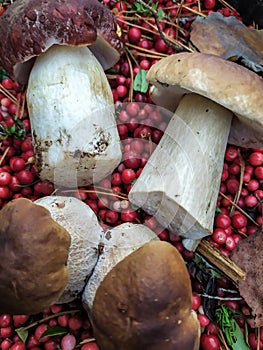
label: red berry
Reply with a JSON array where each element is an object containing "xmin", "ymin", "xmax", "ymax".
[
  {"xmin": 197, "ymin": 313, "xmax": 210, "ymax": 327},
  {"xmin": 0, "ymin": 314, "xmax": 11, "ymax": 328},
  {"xmin": 61, "ymin": 334, "xmax": 76, "ymax": 350},
  {"xmin": 200, "ymin": 334, "xmax": 220, "ymax": 350},
  {"xmin": 249, "ymin": 151, "xmax": 263, "ymax": 166},
  {"xmin": 1, "ymin": 78, "xmax": 13, "ymax": 90},
  {"xmin": 225, "ymin": 146, "xmax": 238, "ymax": 162},
  {"xmin": 68, "ymin": 315, "xmax": 83, "ymax": 331},
  {"xmin": 10, "ymin": 157, "xmax": 26, "ymax": 172},
  {"xmin": 121, "ymin": 168, "xmax": 136, "ymax": 184},
  {"xmin": 231, "ymin": 213, "xmax": 247, "ymax": 229},
  {"xmin": 214, "ymin": 213, "xmax": 231, "ymax": 229},
  {"xmin": 10, "ymin": 342, "xmax": 26, "ymax": 350},
  {"xmin": 254, "ymin": 166, "xmax": 263, "ymax": 179},
  {"xmin": 212, "ymin": 228, "xmax": 227, "ymax": 245},
  {"xmin": 16, "ymin": 169, "xmax": 34, "ymax": 184},
  {"xmin": 128, "ymin": 27, "xmax": 141, "ymax": 43}
]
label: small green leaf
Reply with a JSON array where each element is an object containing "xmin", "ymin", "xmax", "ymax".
[
  {"xmin": 16, "ymin": 327, "xmax": 29, "ymax": 343},
  {"xmin": 40, "ymin": 326, "xmax": 68, "ymax": 339},
  {"xmin": 157, "ymin": 9, "xmax": 165, "ymax": 19},
  {"xmin": 0, "ymin": 67, "xmax": 8, "ymax": 81},
  {"xmin": 133, "ymin": 69, "xmax": 149, "ymax": 93}
]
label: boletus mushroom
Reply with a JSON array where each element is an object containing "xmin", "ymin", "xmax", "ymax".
[
  {"xmin": 0, "ymin": 0, "xmax": 124, "ymax": 187},
  {"xmin": 34, "ymin": 195, "xmax": 104, "ymax": 303},
  {"xmin": 129, "ymin": 52, "xmax": 263, "ymax": 250},
  {"xmin": 0, "ymin": 198, "xmax": 71, "ymax": 314},
  {"xmin": 83, "ymin": 233, "xmax": 200, "ymax": 350}
]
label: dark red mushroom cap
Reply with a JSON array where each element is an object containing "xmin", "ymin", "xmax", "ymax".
[
  {"xmin": 0, "ymin": 0, "xmax": 123, "ymax": 84},
  {"xmin": 87, "ymin": 0, "xmax": 124, "ymax": 70}
]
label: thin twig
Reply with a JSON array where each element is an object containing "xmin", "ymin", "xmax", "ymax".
[
  {"xmin": 198, "ymin": 293, "xmax": 242, "ymax": 301},
  {"xmin": 134, "ymin": 0, "xmax": 185, "ymax": 52},
  {"xmin": 125, "ymin": 48, "xmax": 135, "ymax": 102},
  {"xmin": 219, "ymin": 191, "xmax": 260, "ymax": 227}
]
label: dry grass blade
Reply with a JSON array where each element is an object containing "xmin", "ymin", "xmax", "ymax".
[
  {"xmin": 230, "ymin": 149, "xmax": 245, "ymax": 216},
  {"xmin": 0, "ymin": 146, "xmax": 10, "ymax": 166},
  {"xmin": 220, "ymin": 191, "xmax": 260, "ymax": 227},
  {"xmin": 0, "ymin": 84, "xmax": 17, "ymax": 104},
  {"xmin": 125, "ymin": 48, "xmax": 135, "ymax": 102}
]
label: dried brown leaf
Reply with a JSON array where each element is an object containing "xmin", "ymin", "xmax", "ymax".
[
  {"xmin": 190, "ymin": 12, "xmax": 263, "ymax": 73},
  {"xmin": 230, "ymin": 228, "xmax": 263, "ymax": 327}
]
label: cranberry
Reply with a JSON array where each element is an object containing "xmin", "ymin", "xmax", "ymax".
[
  {"xmin": 61, "ymin": 334, "xmax": 76, "ymax": 350},
  {"xmin": 200, "ymin": 334, "xmax": 220, "ymax": 350},
  {"xmin": 226, "ymin": 178, "xmax": 239, "ymax": 194},
  {"xmin": 225, "ymin": 235, "xmax": 236, "ymax": 251},
  {"xmin": 1, "ymin": 339, "xmax": 12, "ymax": 350},
  {"xmin": 246, "ymin": 179, "xmax": 259, "ymax": 191},
  {"xmin": 68, "ymin": 315, "xmax": 83, "ymax": 331},
  {"xmin": 10, "ymin": 342, "xmax": 26, "ymax": 350},
  {"xmin": 1, "ymin": 78, "xmax": 13, "ymax": 90},
  {"xmin": 10, "ymin": 157, "xmax": 26, "ymax": 172},
  {"xmin": 231, "ymin": 213, "xmax": 247, "ymax": 229},
  {"xmin": 121, "ymin": 208, "xmax": 138, "ymax": 222},
  {"xmin": 0, "ymin": 186, "xmax": 11, "ymax": 199},
  {"xmin": 245, "ymin": 195, "xmax": 258, "ymax": 207},
  {"xmin": 192, "ymin": 293, "xmax": 201, "ymax": 310},
  {"xmin": 254, "ymin": 166, "xmax": 263, "ymax": 179},
  {"xmin": 16, "ymin": 169, "xmax": 34, "ymax": 184},
  {"xmin": 197, "ymin": 313, "xmax": 210, "ymax": 327},
  {"xmin": 214, "ymin": 213, "xmax": 231, "ymax": 229},
  {"xmin": 0, "ymin": 327, "xmax": 13, "ymax": 338},
  {"xmin": 0, "ymin": 314, "xmax": 11, "ymax": 328},
  {"xmin": 121, "ymin": 168, "xmax": 136, "ymax": 184},
  {"xmin": 127, "ymin": 27, "xmax": 141, "ymax": 43},
  {"xmin": 249, "ymin": 151, "xmax": 263, "ymax": 166},
  {"xmin": 212, "ymin": 228, "xmax": 227, "ymax": 245},
  {"xmin": 57, "ymin": 314, "xmax": 69, "ymax": 327}
]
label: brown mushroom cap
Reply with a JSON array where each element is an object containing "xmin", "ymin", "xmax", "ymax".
[
  {"xmin": 0, "ymin": 198, "xmax": 70, "ymax": 314},
  {"xmin": 0, "ymin": 0, "xmax": 123, "ymax": 84},
  {"xmin": 91, "ymin": 240, "xmax": 200, "ymax": 350},
  {"xmin": 147, "ymin": 52, "xmax": 263, "ymax": 147}
]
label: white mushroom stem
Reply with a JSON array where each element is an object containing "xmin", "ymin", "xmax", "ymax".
[
  {"xmin": 129, "ymin": 94, "xmax": 233, "ymax": 251},
  {"xmin": 35, "ymin": 196, "xmax": 104, "ymax": 303},
  {"xmin": 82, "ymin": 223, "xmax": 159, "ymax": 313},
  {"xmin": 26, "ymin": 44, "xmax": 122, "ymax": 187}
]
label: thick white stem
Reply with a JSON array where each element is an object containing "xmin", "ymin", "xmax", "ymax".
[
  {"xmin": 26, "ymin": 45, "xmax": 122, "ymax": 187},
  {"xmin": 129, "ymin": 94, "xmax": 233, "ymax": 249}
]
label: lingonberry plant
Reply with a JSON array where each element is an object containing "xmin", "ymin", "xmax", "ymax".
[{"xmin": 0, "ymin": 0, "xmax": 262, "ymax": 349}]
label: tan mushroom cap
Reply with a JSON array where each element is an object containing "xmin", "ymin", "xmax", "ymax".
[
  {"xmin": 0, "ymin": 0, "xmax": 123, "ymax": 84},
  {"xmin": 0, "ymin": 198, "xmax": 70, "ymax": 315},
  {"xmin": 147, "ymin": 52, "xmax": 263, "ymax": 146},
  {"xmin": 91, "ymin": 240, "xmax": 200, "ymax": 350}
]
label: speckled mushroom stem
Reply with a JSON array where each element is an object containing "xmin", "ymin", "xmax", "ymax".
[
  {"xmin": 26, "ymin": 44, "xmax": 122, "ymax": 187},
  {"xmin": 129, "ymin": 93, "xmax": 232, "ymax": 251}
]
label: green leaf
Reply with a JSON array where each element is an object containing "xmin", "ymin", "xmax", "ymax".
[
  {"xmin": 40, "ymin": 326, "xmax": 68, "ymax": 339},
  {"xmin": 16, "ymin": 327, "xmax": 29, "ymax": 344},
  {"xmin": 157, "ymin": 9, "xmax": 165, "ymax": 19},
  {"xmin": 133, "ymin": 69, "xmax": 149, "ymax": 93},
  {"xmin": 231, "ymin": 319, "xmax": 250, "ymax": 350},
  {"xmin": 216, "ymin": 305, "xmax": 250, "ymax": 350},
  {"xmin": 0, "ymin": 67, "xmax": 8, "ymax": 81}
]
